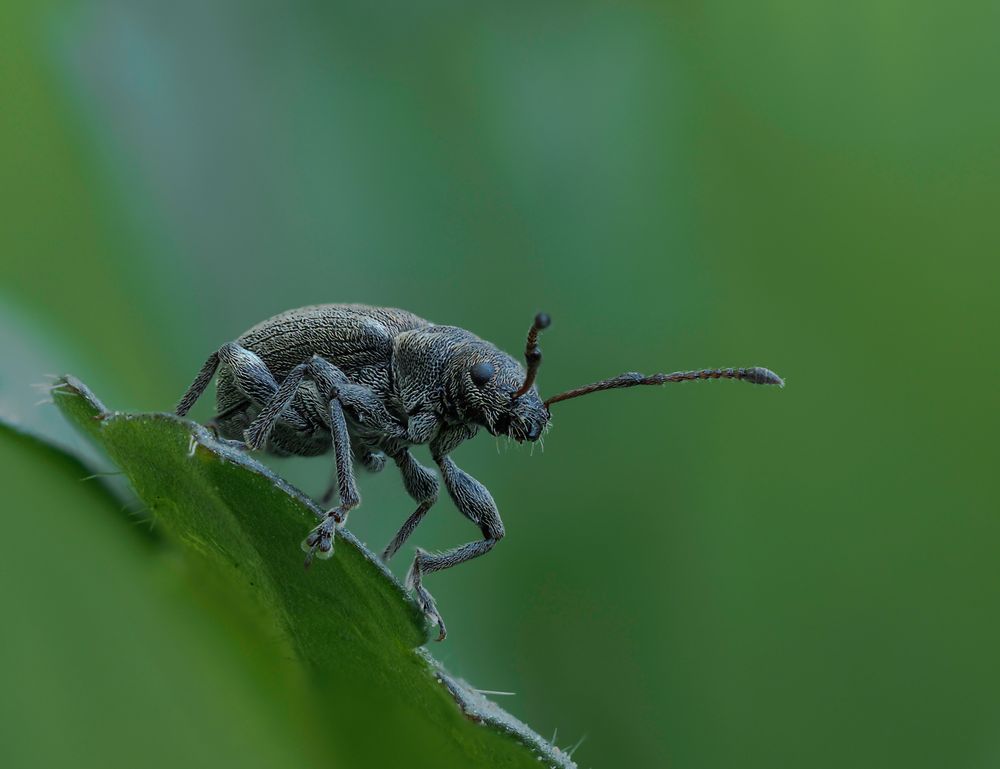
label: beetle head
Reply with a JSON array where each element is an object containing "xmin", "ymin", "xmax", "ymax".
[
  {"xmin": 393, "ymin": 321, "xmax": 550, "ymax": 442},
  {"xmin": 446, "ymin": 330, "xmax": 550, "ymax": 443}
]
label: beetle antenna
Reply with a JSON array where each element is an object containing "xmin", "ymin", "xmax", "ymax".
[
  {"xmin": 544, "ymin": 366, "xmax": 784, "ymax": 408},
  {"xmin": 512, "ymin": 312, "xmax": 551, "ymax": 399}
]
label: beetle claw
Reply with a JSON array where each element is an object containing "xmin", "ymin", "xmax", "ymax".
[{"xmin": 301, "ymin": 514, "xmax": 340, "ymax": 567}]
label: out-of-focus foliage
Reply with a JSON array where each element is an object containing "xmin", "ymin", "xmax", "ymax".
[
  {"xmin": 2, "ymin": 0, "xmax": 998, "ymax": 767},
  {"xmin": 0, "ymin": 424, "xmax": 316, "ymax": 769}
]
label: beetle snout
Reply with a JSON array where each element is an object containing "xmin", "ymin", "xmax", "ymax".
[
  {"xmin": 510, "ymin": 413, "xmax": 546, "ymax": 443},
  {"xmin": 506, "ymin": 390, "xmax": 548, "ymax": 443}
]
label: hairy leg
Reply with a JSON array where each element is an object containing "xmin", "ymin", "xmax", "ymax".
[
  {"xmin": 404, "ymin": 428, "xmax": 503, "ymax": 641},
  {"xmin": 382, "ymin": 450, "xmax": 440, "ymax": 561},
  {"xmin": 321, "ymin": 448, "xmax": 385, "ymax": 505},
  {"xmin": 175, "ymin": 342, "xmax": 308, "ymax": 430},
  {"xmin": 301, "ymin": 397, "xmax": 361, "ymax": 565},
  {"xmin": 238, "ymin": 354, "xmax": 405, "ymax": 565}
]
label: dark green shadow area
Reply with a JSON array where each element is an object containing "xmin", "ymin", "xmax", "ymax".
[{"xmin": 51, "ymin": 376, "xmax": 575, "ymax": 769}]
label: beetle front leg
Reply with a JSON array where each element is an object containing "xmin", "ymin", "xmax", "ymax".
[{"xmin": 406, "ymin": 453, "xmax": 505, "ymax": 641}]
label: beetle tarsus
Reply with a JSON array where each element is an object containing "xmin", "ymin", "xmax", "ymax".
[
  {"xmin": 407, "ymin": 553, "xmax": 448, "ymax": 641},
  {"xmin": 301, "ymin": 512, "xmax": 343, "ymax": 566}
]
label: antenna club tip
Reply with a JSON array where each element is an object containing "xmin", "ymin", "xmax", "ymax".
[
  {"xmin": 534, "ymin": 312, "xmax": 551, "ymax": 330},
  {"xmin": 750, "ymin": 367, "xmax": 784, "ymax": 387}
]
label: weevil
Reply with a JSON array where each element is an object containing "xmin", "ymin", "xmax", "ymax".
[{"xmin": 175, "ymin": 304, "xmax": 783, "ymax": 640}]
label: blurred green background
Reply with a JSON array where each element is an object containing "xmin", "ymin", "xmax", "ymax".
[{"xmin": 3, "ymin": 1, "xmax": 998, "ymax": 767}]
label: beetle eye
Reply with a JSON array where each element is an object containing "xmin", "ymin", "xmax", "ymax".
[{"xmin": 470, "ymin": 361, "xmax": 495, "ymax": 387}]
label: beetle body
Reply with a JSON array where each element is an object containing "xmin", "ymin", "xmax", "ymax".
[
  {"xmin": 212, "ymin": 304, "xmax": 548, "ymax": 460},
  {"xmin": 175, "ymin": 304, "xmax": 781, "ymax": 640}
]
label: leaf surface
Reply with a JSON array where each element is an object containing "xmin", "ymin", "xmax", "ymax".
[{"xmin": 54, "ymin": 376, "xmax": 576, "ymax": 769}]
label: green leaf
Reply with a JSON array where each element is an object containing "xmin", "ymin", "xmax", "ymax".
[
  {"xmin": 54, "ymin": 376, "xmax": 576, "ymax": 769},
  {"xmin": 0, "ymin": 422, "xmax": 316, "ymax": 769}
]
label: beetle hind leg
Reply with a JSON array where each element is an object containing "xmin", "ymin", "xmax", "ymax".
[{"xmin": 175, "ymin": 342, "xmax": 310, "ymax": 434}]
